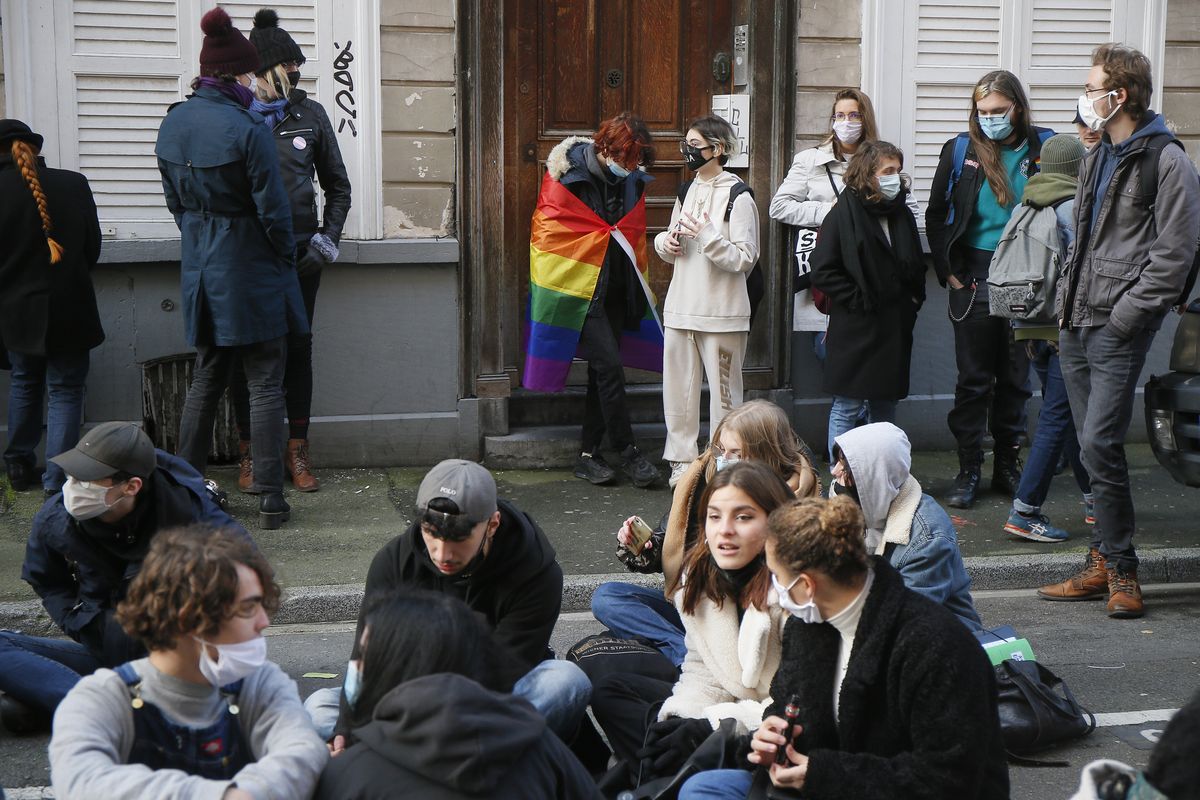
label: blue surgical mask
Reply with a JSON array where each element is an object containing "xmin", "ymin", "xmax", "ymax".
[
  {"xmin": 343, "ymin": 659, "xmax": 363, "ymax": 708},
  {"xmin": 715, "ymin": 454, "xmax": 740, "ymax": 472},
  {"xmin": 877, "ymin": 174, "xmax": 902, "ymax": 200},
  {"xmin": 771, "ymin": 572, "xmax": 823, "ymax": 624},
  {"xmin": 978, "ymin": 111, "xmax": 1014, "ymax": 141},
  {"xmin": 609, "ymin": 162, "xmax": 631, "ymax": 179}
]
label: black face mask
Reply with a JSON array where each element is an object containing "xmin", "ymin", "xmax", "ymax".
[
  {"xmin": 683, "ymin": 144, "xmax": 715, "ymax": 171},
  {"xmin": 286, "ymin": 71, "xmax": 301, "ymax": 89},
  {"xmin": 832, "ymin": 480, "xmax": 861, "ymax": 506}
]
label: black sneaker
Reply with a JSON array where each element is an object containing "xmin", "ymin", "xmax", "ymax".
[
  {"xmin": 0, "ymin": 693, "xmax": 48, "ymax": 734},
  {"xmin": 259, "ymin": 492, "xmax": 291, "ymax": 530},
  {"xmin": 992, "ymin": 445, "xmax": 1023, "ymax": 498},
  {"xmin": 946, "ymin": 468, "xmax": 981, "ymax": 509},
  {"xmin": 4, "ymin": 461, "xmax": 37, "ymax": 492},
  {"xmin": 574, "ymin": 452, "xmax": 616, "ymax": 485},
  {"xmin": 620, "ymin": 445, "xmax": 660, "ymax": 489}
]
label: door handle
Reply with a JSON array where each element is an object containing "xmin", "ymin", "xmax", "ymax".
[{"xmin": 523, "ymin": 142, "xmax": 537, "ymax": 163}]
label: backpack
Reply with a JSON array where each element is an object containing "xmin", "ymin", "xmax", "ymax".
[
  {"xmin": 675, "ymin": 180, "xmax": 764, "ymax": 326},
  {"xmin": 1136, "ymin": 134, "xmax": 1200, "ymax": 306},
  {"xmin": 986, "ymin": 198, "xmax": 1069, "ymax": 322},
  {"xmin": 944, "ymin": 129, "xmax": 1056, "ymax": 226}
]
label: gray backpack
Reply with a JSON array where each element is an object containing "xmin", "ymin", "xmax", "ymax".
[{"xmin": 987, "ymin": 199, "xmax": 1068, "ymax": 323}]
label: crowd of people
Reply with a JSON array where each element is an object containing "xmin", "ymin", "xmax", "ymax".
[{"xmin": 0, "ymin": 4, "xmax": 1198, "ymax": 797}]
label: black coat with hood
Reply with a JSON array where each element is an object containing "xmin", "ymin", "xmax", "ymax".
[
  {"xmin": 268, "ymin": 89, "xmax": 351, "ymax": 246},
  {"xmin": 315, "ymin": 673, "xmax": 601, "ymax": 800}
]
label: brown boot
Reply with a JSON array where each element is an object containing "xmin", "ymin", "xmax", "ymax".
[
  {"xmin": 237, "ymin": 441, "xmax": 258, "ymax": 494},
  {"xmin": 1037, "ymin": 548, "xmax": 1107, "ymax": 600},
  {"xmin": 1106, "ymin": 568, "xmax": 1144, "ymax": 619},
  {"xmin": 286, "ymin": 439, "xmax": 320, "ymax": 492}
]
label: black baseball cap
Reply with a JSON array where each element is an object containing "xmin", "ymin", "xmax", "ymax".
[{"xmin": 51, "ymin": 422, "xmax": 156, "ymax": 481}]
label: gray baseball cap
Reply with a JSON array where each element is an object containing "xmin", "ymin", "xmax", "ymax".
[
  {"xmin": 416, "ymin": 459, "xmax": 498, "ymax": 528},
  {"xmin": 50, "ymin": 422, "xmax": 156, "ymax": 481}
]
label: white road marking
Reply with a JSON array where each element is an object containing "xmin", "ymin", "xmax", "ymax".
[{"xmin": 1093, "ymin": 708, "xmax": 1178, "ymax": 727}]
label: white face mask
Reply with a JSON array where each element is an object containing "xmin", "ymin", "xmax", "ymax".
[
  {"xmin": 247, "ymin": 75, "xmax": 258, "ymax": 95},
  {"xmin": 343, "ymin": 659, "xmax": 363, "ymax": 708},
  {"xmin": 832, "ymin": 119, "xmax": 863, "ymax": 145},
  {"xmin": 62, "ymin": 477, "xmax": 117, "ymax": 521},
  {"xmin": 1077, "ymin": 90, "xmax": 1121, "ymax": 132},
  {"xmin": 195, "ymin": 635, "xmax": 267, "ymax": 687},
  {"xmin": 771, "ymin": 572, "xmax": 823, "ymax": 624},
  {"xmin": 714, "ymin": 454, "xmax": 740, "ymax": 472},
  {"xmin": 877, "ymin": 173, "xmax": 903, "ymax": 200}
]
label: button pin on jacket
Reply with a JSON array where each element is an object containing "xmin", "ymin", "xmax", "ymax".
[{"xmin": 293, "ymin": 136, "xmax": 306, "ymax": 150}]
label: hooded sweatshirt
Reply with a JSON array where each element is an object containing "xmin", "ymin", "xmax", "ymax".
[
  {"xmin": 315, "ymin": 673, "xmax": 601, "ymax": 800},
  {"xmin": 1089, "ymin": 112, "xmax": 1173, "ymax": 232}
]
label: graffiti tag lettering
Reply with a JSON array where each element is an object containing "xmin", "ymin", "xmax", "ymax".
[{"xmin": 333, "ymin": 40, "xmax": 357, "ymax": 137}]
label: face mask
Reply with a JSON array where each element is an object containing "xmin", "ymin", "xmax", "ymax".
[
  {"xmin": 286, "ymin": 71, "xmax": 301, "ymax": 88},
  {"xmin": 609, "ymin": 161, "xmax": 631, "ymax": 179},
  {"xmin": 247, "ymin": 75, "xmax": 258, "ymax": 95},
  {"xmin": 1077, "ymin": 91, "xmax": 1121, "ymax": 132},
  {"xmin": 195, "ymin": 635, "xmax": 267, "ymax": 687},
  {"xmin": 877, "ymin": 174, "xmax": 902, "ymax": 200},
  {"xmin": 714, "ymin": 454, "xmax": 740, "ymax": 472},
  {"xmin": 977, "ymin": 111, "xmax": 1014, "ymax": 141},
  {"xmin": 343, "ymin": 659, "xmax": 363, "ymax": 708},
  {"xmin": 832, "ymin": 119, "xmax": 863, "ymax": 145},
  {"xmin": 62, "ymin": 477, "xmax": 118, "ymax": 521},
  {"xmin": 683, "ymin": 144, "xmax": 714, "ymax": 172},
  {"xmin": 771, "ymin": 572, "xmax": 823, "ymax": 624},
  {"xmin": 830, "ymin": 478, "xmax": 861, "ymax": 506}
]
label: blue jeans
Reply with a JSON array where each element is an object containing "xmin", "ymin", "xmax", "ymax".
[
  {"xmin": 680, "ymin": 769, "xmax": 754, "ymax": 799},
  {"xmin": 4, "ymin": 351, "xmax": 90, "ymax": 491},
  {"xmin": 828, "ymin": 396, "xmax": 897, "ymax": 461},
  {"xmin": 303, "ymin": 659, "xmax": 592, "ymax": 741},
  {"xmin": 0, "ymin": 630, "xmax": 101, "ymax": 714},
  {"xmin": 590, "ymin": 582, "xmax": 686, "ymax": 666},
  {"xmin": 1013, "ymin": 341, "xmax": 1091, "ymax": 515}
]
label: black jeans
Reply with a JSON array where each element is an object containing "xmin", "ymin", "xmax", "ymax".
[
  {"xmin": 178, "ymin": 337, "xmax": 287, "ymax": 493},
  {"xmin": 591, "ymin": 672, "xmax": 674, "ymax": 765},
  {"xmin": 578, "ymin": 299, "xmax": 636, "ymax": 453},
  {"xmin": 947, "ymin": 248, "xmax": 1031, "ymax": 456},
  {"xmin": 1059, "ymin": 323, "xmax": 1155, "ymax": 572}
]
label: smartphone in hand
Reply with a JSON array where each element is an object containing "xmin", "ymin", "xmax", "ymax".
[{"xmin": 626, "ymin": 516, "xmax": 655, "ymax": 553}]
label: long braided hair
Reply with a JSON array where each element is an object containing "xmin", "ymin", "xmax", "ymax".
[{"xmin": 10, "ymin": 139, "xmax": 64, "ymax": 264}]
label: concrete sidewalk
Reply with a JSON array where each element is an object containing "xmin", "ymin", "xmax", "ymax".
[{"xmin": 1, "ymin": 445, "xmax": 1197, "ymax": 632}]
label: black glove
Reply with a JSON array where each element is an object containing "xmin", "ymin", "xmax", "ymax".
[
  {"xmin": 296, "ymin": 243, "xmax": 326, "ymax": 276},
  {"xmin": 635, "ymin": 716, "xmax": 713, "ymax": 779}
]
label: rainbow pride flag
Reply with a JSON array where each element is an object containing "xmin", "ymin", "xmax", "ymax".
[{"xmin": 523, "ymin": 170, "xmax": 664, "ymax": 392}]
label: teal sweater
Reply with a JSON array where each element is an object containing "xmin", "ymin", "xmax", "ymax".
[{"xmin": 964, "ymin": 141, "xmax": 1031, "ymax": 252}]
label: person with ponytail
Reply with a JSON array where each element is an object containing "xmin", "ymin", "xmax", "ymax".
[
  {"xmin": 0, "ymin": 119, "xmax": 103, "ymax": 494},
  {"xmin": 155, "ymin": 7, "xmax": 307, "ymax": 530},
  {"xmin": 678, "ymin": 496, "xmax": 1008, "ymax": 800}
]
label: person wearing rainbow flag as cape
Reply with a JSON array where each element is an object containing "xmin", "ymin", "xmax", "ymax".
[{"xmin": 525, "ymin": 113, "xmax": 664, "ymax": 489}]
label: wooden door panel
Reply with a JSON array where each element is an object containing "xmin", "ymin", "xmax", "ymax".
[{"xmin": 540, "ymin": 0, "xmax": 601, "ymax": 132}]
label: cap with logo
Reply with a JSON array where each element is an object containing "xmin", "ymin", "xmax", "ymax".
[
  {"xmin": 416, "ymin": 459, "xmax": 498, "ymax": 528},
  {"xmin": 50, "ymin": 422, "xmax": 157, "ymax": 481}
]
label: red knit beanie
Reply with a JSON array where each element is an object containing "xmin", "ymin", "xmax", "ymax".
[{"xmin": 199, "ymin": 7, "xmax": 260, "ymax": 76}]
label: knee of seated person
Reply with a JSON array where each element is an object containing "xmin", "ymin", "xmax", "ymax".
[
  {"xmin": 532, "ymin": 659, "xmax": 592, "ymax": 699},
  {"xmin": 590, "ymin": 582, "xmax": 624, "ymax": 616}
]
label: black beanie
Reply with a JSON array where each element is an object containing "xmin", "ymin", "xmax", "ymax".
[
  {"xmin": 199, "ymin": 7, "xmax": 260, "ymax": 76},
  {"xmin": 250, "ymin": 9, "xmax": 306, "ymax": 74}
]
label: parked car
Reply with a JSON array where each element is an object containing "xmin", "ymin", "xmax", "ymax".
[{"xmin": 1145, "ymin": 304, "xmax": 1200, "ymax": 486}]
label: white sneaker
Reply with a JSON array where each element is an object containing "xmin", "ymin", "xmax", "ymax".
[{"xmin": 668, "ymin": 461, "xmax": 691, "ymax": 488}]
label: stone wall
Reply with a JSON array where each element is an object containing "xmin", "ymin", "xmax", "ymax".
[
  {"xmin": 379, "ymin": 0, "xmax": 457, "ymax": 238},
  {"xmin": 793, "ymin": 0, "xmax": 863, "ymax": 153},
  {"xmin": 1163, "ymin": 0, "xmax": 1200, "ymax": 162}
]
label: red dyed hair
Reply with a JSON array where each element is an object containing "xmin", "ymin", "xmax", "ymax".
[{"xmin": 594, "ymin": 112, "xmax": 656, "ymax": 170}]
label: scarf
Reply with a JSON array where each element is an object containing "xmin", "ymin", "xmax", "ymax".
[
  {"xmin": 1021, "ymin": 172, "xmax": 1078, "ymax": 210},
  {"xmin": 197, "ymin": 76, "xmax": 254, "ymax": 109},
  {"xmin": 250, "ymin": 97, "xmax": 289, "ymax": 128},
  {"xmin": 835, "ymin": 187, "xmax": 924, "ymax": 312}
]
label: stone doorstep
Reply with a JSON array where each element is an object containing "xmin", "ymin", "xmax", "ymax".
[{"xmin": 2, "ymin": 549, "xmax": 1199, "ymax": 636}]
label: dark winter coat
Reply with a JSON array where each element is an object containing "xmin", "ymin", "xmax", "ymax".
[
  {"xmin": 22, "ymin": 451, "xmax": 247, "ymax": 666},
  {"xmin": 269, "ymin": 90, "xmax": 352, "ymax": 245},
  {"xmin": 155, "ymin": 86, "xmax": 307, "ymax": 347},
  {"xmin": 315, "ymin": 673, "xmax": 600, "ymax": 800},
  {"xmin": 0, "ymin": 153, "xmax": 104, "ymax": 357},
  {"xmin": 334, "ymin": 499, "xmax": 564, "ymax": 736},
  {"xmin": 756, "ymin": 558, "xmax": 1008, "ymax": 800},
  {"xmin": 809, "ymin": 190, "xmax": 925, "ymax": 401}
]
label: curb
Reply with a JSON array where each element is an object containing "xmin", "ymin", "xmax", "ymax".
[{"xmin": 3, "ymin": 550, "xmax": 1199, "ymax": 635}]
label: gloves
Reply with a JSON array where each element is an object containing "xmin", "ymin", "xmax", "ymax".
[
  {"xmin": 297, "ymin": 242, "xmax": 325, "ymax": 276},
  {"xmin": 636, "ymin": 716, "xmax": 713, "ymax": 779}
]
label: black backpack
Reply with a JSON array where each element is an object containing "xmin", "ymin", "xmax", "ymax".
[
  {"xmin": 1135, "ymin": 134, "xmax": 1200, "ymax": 306},
  {"xmin": 674, "ymin": 180, "xmax": 765, "ymax": 327}
]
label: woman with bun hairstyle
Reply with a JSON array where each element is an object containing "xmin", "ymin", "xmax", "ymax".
[
  {"xmin": 678, "ymin": 496, "xmax": 1008, "ymax": 799},
  {"xmin": 0, "ymin": 120, "xmax": 103, "ymax": 495},
  {"xmin": 926, "ymin": 70, "xmax": 1054, "ymax": 510}
]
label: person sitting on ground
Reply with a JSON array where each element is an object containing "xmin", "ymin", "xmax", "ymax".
[
  {"xmin": 49, "ymin": 524, "xmax": 327, "ymax": 799},
  {"xmin": 0, "ymin": 422, "xmax": 248, "ymax": 733},
  {"xmin": 306, "ymin": 458, "xmax": 591, "ymax": 749},
  {"xmin": 679, "ymin": 496, "xmax": 1008, "ymax": 800},
  {"xmin": 591, "ymin": 462, "xmax": 792, "ymax": 787},
  {"xmin": 591, "ymin": 400, "xmax": 819, "ymax": 669},
  {"xmin": 829, "ymin": 422, "xmax": 983, "ymax": 631},
  {"xmin": 315, "ymin": 588, "xmax": 601, "ymax": 800}
]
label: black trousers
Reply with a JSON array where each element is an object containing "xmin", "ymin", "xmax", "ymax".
[
  {"xmin": 591, "ymin": 672, "xmax": 674, "ymax": 765},
  {"xmin": 578, "ymin": 297, "xmax": 636, "ymax": 453}
]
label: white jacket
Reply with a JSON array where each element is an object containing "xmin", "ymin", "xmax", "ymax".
[
  {"xmin": 769, "ymin": 141, "xmax": 846, "ymax": 228},
  {"xmin": 658, "ymin": 581, "xmax": 786, "ymax": 733},
  {"xmin": 654, "ymin": 170, "xmax": 760, "ymax": 332}
]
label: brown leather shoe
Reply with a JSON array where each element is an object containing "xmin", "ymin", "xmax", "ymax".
[
  {"xmin": 1106, "ymin": 568, "xmax": 1144, "ymax": 619},
  {"xmin": 1037, "ymin": 548, "xmax": 1107, "ymax": 600},
  {"xmin": 286, "ymin": 438, "xmax": 320, "ymax": 492},
  {"xmin": 237, "ymin": 441, "xmax": 258, "ymax": 494}
]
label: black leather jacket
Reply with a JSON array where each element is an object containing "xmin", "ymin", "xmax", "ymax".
[{"xmin": 271, "ymin": 89, "xmax": 352, "ymax": 245}]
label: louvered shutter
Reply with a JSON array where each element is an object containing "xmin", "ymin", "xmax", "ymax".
[{"xmin": 1021, "ymin": 0, "xmax": 1116, "ymax": 137}]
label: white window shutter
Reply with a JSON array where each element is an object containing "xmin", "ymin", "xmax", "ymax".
[
  {"xmin": 916, "ymin": 0, "xmax": 1003, "ymax": 68},
  {"xmin": 1022, "ymin": 0, "xmax": 1116, "ymax": 134}
]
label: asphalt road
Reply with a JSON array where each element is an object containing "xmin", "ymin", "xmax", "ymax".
[{"xmin": 3, "ymin": 584, "xmax": 1198, "ymax": 798}]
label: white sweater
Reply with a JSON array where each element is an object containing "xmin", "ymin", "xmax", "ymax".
[
  {"xmin": 654, "ymin": 170, "xmax": 760, "ymax": 333},
  {"xmin": 826, "ymin": 566, "xmax": 876, "ymax": 725}
]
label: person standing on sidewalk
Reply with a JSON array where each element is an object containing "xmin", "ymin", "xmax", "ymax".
[
  {"xmin": 156, "ymin": 7, "xmax": 307, "ymax": 530},
  {"xmin": 229, "ymin": 8, "xmax": 352, "ymax": 496},
  {"xmin": 0, "ymin": 120, "xmax": 103, "ymax": 496},
  {"xmin": 1040, "ymin": 43, "xmax": 1200, "ymax": 619},
  {"xmin": 655, "ymin": 115, "xmax": 759, "ymax": 488},
  {"xmin": 926, "ymin": 71, "xmax": 1055, "ymax": 510}
]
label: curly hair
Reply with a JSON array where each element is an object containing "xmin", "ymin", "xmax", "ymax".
[
  {"xmin": 117, "ymin": 525, "xmax": 280, "ymax": 650},
  {"xmin": 11, "ymin": 140, "xmax": 64, "ymax": 264},
  {"xmin": 843, "ymin": 140, "xmax": 907, "ymax": 204},
  {"xmin": 767, "ymin": 495, "xmax": 869, "ymax": 586},
  {"xmin": 594, "ymin": 112, "xmax": 656, "ymax": 171},
  {"xmin": 1092, "ymin": 43, "xmax": 1153, "ymax": 120}
]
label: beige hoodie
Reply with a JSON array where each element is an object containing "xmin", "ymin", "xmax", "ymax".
[{"xmin": 654, "ymin": 170, "xmax": 760, "ymax": 332}]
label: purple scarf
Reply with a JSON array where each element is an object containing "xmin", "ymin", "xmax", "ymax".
[{"xmin": 196, "ymin": 76, "xmax": 254, "ymax": 109}]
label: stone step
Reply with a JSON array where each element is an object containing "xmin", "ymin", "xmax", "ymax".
[
  {"xmin": 484, "ymin": 421, "xmax": 699, "ymax": 470},
  {"xmin": 508, "ymin": 384, "xmax": 711, "ymax": 427}
]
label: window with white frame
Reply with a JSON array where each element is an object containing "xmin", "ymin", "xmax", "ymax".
[
  {"xmin": 2, "ymin": 0, "xmax": 380, "ymax": 240},
  {"xmin": 862, "ymin": 0, "xmax": 1167, "ymax": 225}
]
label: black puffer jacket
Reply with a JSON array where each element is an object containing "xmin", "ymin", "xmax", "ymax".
[{"xmin": 270, "ymin": 89, "xmax": 351, "ymax": 245}]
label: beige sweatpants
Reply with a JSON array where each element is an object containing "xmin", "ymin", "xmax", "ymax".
[{"xmin": 662, "ymin": 327, "xmax": 747, "ymax": 463}]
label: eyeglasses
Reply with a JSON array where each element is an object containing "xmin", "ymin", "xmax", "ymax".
[
  {"xmin": 831, "ymin": 112, "xmax": 863, "ymax": 122},
  {"xmin": 678, "ymin": 139, "xmax": 714, "ymax": 154},
  {"xmin": 977, "ymin": 105, "xmax": 1013, "ymax": 119},
  {"xmin": 417, "ymin": 507, "xmax": 477, "ymax": 542},
  {"xmin": 710, "ymin": 442, "xmax": 743, "ymax": 459}
]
